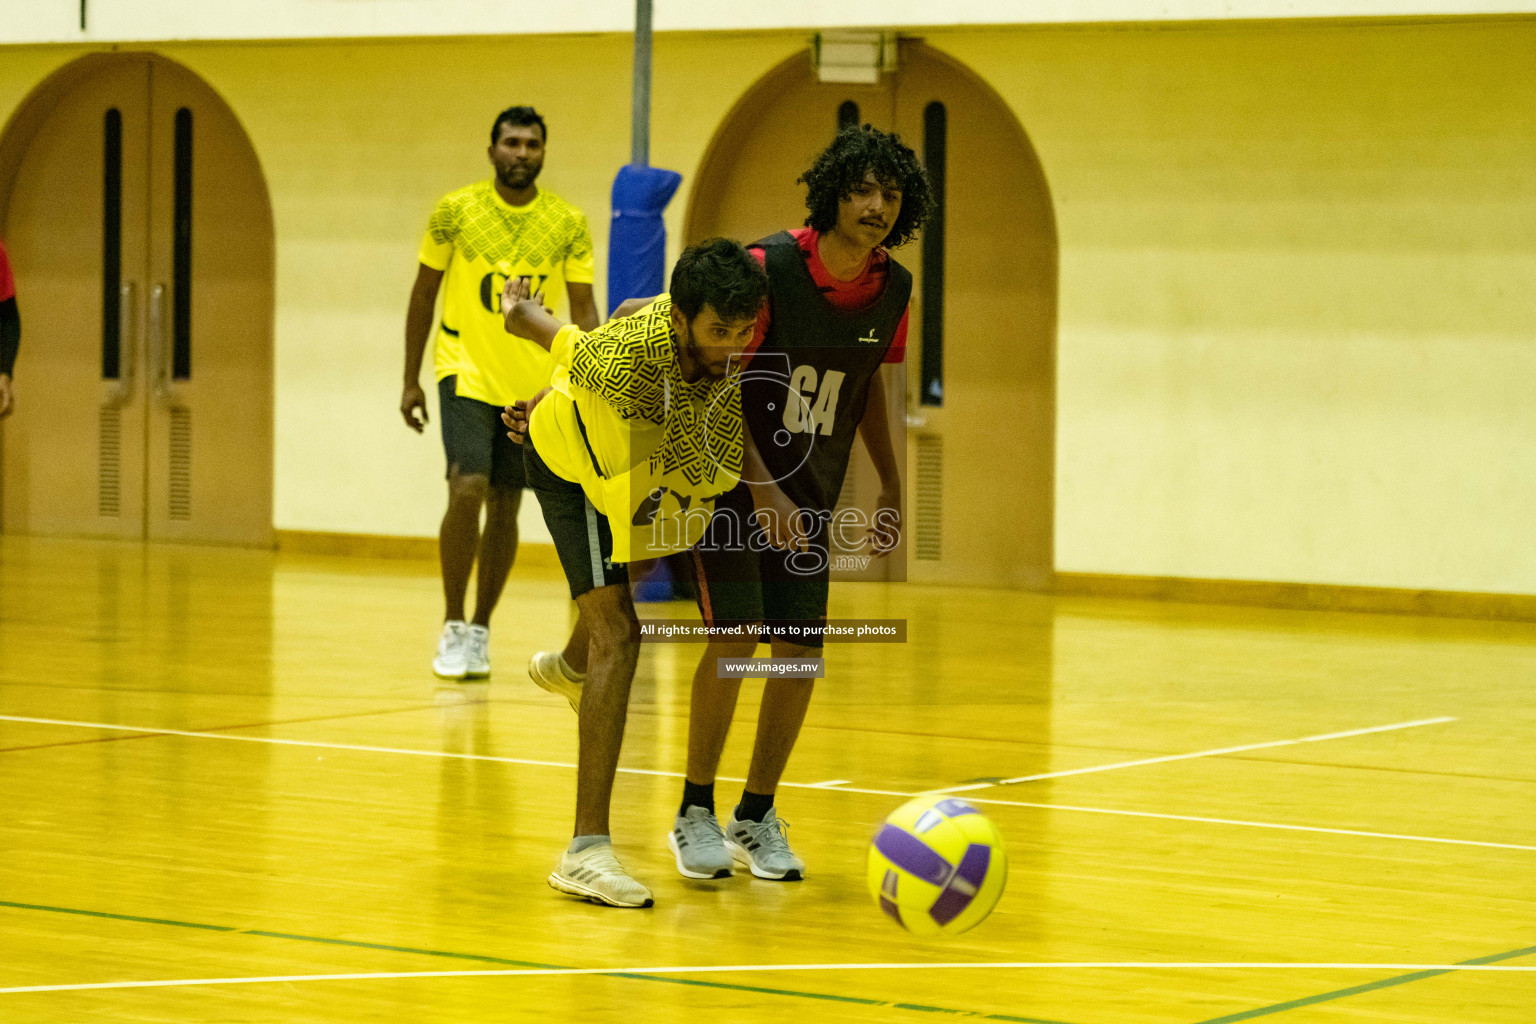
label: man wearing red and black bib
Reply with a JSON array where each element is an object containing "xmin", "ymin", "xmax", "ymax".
[{"xmin": 666, "ymin": 126, "xmax": 935, "ymax": 881}]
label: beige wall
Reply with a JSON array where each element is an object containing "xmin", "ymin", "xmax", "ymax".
[
  {"xmin": 939, "ymin": 19, "xmax": 1536, "ymax": 593},
  {"xmin": 3, "ymin": 18, "xmax": 1535, "ymax": 593}
]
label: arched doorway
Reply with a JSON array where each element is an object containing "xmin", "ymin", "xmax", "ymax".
[
  {"xmin": 687, "ymin": 42, "xmax": 1057, "ymax": 590},
  {"xmin": 0, "ymin": 53, "xmax": 274, "ymax": 545}
]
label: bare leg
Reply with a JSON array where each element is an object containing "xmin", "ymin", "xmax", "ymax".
[
  {"xmin": 562, "ymin": 612, "xmax": 591, "ymax": 675},
  {"xmin": 470, "ymin": 486, "xmax": 521, "ymax": 627},
  {"xmin": 440, "ymin": 469, "xmax": 488, "ymax": 623},
  {"xmin": 743, "ymin": 639, "xmax": 818, "ymax": 795},
  {"xmin": 572, "ymin": 583, "xmax": 640, "ymax": 837},
  {"xmin": 685, "ymin": 638, "xmax": 758, "ymax": 785}
]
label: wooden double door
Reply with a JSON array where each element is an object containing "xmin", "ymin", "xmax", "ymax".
[{"xmin": 0, "ymin": 54, "xmax": 273, "ymax": 544}]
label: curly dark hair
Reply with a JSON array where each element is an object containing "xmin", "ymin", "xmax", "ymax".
[
  {"xmin": 799, "ymin": 125, "xmax": 934, "ymax": 249},
  {"xmin": 670, "ymin": 237, "xmax": 769, "ymax": 323}
]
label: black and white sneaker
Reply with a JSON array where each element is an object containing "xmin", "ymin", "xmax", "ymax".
[
  {"xmin": 667, "ymin": 806, "xmax": 733, "ymax": 879},
  {"xmin": 724, "ymin": 808, "xmax": 805, "ymax": 880}
]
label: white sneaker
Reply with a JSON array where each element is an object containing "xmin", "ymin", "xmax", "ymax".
[
  {"xmin": 548, "ymin": 842, "xmax": 654, "ymax": 908},
  {"xmin": 463, "ymin": 624, "xmax": 490, "ymax": 678},
  {"xmin": 529, "ymin": 650, "xmax": 583, "ymax": 713},
  {"xmin": 433, "ymin": 620, "xmax": 469, "ymax": 679}
]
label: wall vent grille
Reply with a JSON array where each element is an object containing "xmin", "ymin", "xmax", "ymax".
[
  {"xmin": 168, "ymin": 408, "xmax": 192, "ymax": 521},
  {"xmin": 915, "ymin": 436, "xmax": 942, "ymax": 561},
  {"xmin": 98, "ymin": 406, "xmax": 121, "ymax": 518}
]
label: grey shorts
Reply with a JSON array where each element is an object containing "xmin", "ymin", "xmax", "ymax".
[
  {"xmin": 438, "ymin": 375, "xmax": 527, "ymax": 490},
  {"xmin": 522, "ymin": 434, "xmax": 629, "ymax": 600}
]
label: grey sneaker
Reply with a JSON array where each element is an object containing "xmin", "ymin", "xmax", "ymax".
[
  {"xmin": 667, "ymin": 806, "xmax": 733, "ymax": 879},
  {"xmin": 462, "ymin": 624, "xmax": 490, "ymax": 678},
  {"xmin": 529, "ymin": 650, "xmax": 583, "ymax": 713},
  {"xmin": 724, "ymin": 808, "xmax": 805, "ymax": 881},
  {"xmin": 432, "ymin": 620, "xmax": 469, "ymax": 679},
  {"xmin": 548, "ymin": 842, "xmax": 654, "ymax": 908}
]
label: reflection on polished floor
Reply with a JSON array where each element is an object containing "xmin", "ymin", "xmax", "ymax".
[{"xmin": 0, "ymin": 535, "xmax": 1532, "ymax": 1023}]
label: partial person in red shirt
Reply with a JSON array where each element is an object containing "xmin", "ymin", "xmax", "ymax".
[{"xmin": 0, "ymin": 238, "xmax": 18, "ymax": 418}]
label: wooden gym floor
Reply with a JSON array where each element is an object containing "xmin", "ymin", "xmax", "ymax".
[{"xmin": 0, "ymin": 535, "xmax": 1531, "ymax": 1023}]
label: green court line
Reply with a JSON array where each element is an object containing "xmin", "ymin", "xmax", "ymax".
[
  {"xmin": 0, "ymin": 900, "xmax": 234, "ymax": 933},
  {"xmin": 242, "ymin": 930, "xmax": 556, "ymax": 970},
  {"xmin": 0, "ymin": 899, "xmax": 1075, "ymax": 1024},
  {"xmin": 1189, "ymin": 942, "xmax": 1536, "ymax": 1023}
]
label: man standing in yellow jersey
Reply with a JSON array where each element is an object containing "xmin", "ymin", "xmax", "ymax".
[
  {"xmin": 498, "ymin": 239, "xmax": 768, "ymax": 907},
  {"xmin": 399, "ymin": 106, "xmax": 600, "ymax": 681}
]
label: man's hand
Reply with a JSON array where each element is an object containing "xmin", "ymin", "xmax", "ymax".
[
  {"xmin": 748, "ymin": 480, "xmax": 811, "ymax": 552},
  {"xmin": 500, "ymin": 276, "xmax": 564, "ymax": 350},
  {"xmin": 501, "ymin": 275, "xmax": 546, "ymax": 333},
  {"xmin": 869, "ymin": 481, "xmax": 902, "ymax": 557},
  {"xmin": 501, "ymin": 386, "xmax": 551, "ymax": 445},
  {"xmin": 400, "ymin": 381, "xmax": 428, "ymax": 432},
  {"xmin": 0, "ymin": 374, "xmax": 12, "ymax": 419}
]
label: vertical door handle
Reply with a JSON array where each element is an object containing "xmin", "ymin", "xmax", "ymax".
[
  {"xmin": 107, "ymin": 281, "xmax": 137, "ymax": 407},
  {"xmin": 150, "ymin": 282, "xmax": 178, "ymax": 404}
]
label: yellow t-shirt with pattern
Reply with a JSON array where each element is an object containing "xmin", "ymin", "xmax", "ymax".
[
  {"xmin": 418, "ymin": 180, "xmax": 594, "ymax": 407},
  {"xmin": 529, "ymin": 296, "xmax": 744, "ymax": 561}
]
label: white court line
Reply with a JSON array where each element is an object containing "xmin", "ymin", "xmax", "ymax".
[
  {"xmin": 2, "ymin": 961, "xmax": 1533, "ymax": 996},
  {"xmin": 0, "ymin": 714, "xmax": 691, "ymax": 781},
  {"xmin": 763, "ymin": 781, "xmax": 1536, "ymax": 853},
  {"xmin": 946, "ymin": 794, "xmax": 1536, "ymax": 853},
  {"xmin": 3, "ymin": 714, "xmax": 1529, "ymax": 853},
  {"xmin": 802, "ymin": 779, "xmax": 852, "ymax": 788},
  {"xmin": 930, "ymin": 717, "xmax": 1458, "ymax": 794}
]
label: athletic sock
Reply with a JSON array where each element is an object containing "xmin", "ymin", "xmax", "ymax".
[
  {"xmin": 680, "ymin": 780, "xmax": 715, "ymax": 817},
  {"xmin": 567, "ymin": 834, "xmax": 610, "ymax": 854},
  {"xmin": 735, "ymin": 790, "xmax": 775, "ymax": 823}
]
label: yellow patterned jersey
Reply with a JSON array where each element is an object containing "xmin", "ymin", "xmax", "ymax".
[
  {"xmin": 529, "ymin": 296, "xmax": 744, "ymax": 561},
  {"xmin": 419, "ymin": 180, "xmax": 594, "ymax": 407}
]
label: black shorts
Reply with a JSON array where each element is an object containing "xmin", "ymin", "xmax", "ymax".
[
  {"xmin": 683, "ymin": 483, "xmax": 831, "ymax": 649},
  {"xmin": 439, "ymin": 375, "xmax": 527, "ymax": 490},
  {"xmin": 523, "ymin": 434, "xmax": 629, "ymax": 600}
]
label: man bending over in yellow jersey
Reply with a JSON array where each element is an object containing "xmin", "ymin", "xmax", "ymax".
[
  {"xmin": 399, "ymin": 106, "xmax": 600, "ymax": 681},
  {"xmin": 498, "ymin": 239, "xmax": 767, "ymax": 907}
]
